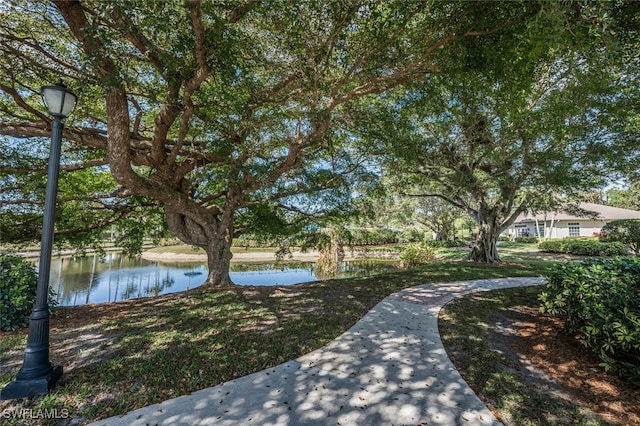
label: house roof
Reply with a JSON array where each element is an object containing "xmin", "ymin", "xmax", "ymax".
[{"xmin": 514, "ymin": 202, "xmax": 640, "ymax": 223}]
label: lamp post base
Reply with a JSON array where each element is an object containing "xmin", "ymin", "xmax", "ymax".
[{"xmin": 1, "ymin": 365, "xmax": 62, "ymax": 400}]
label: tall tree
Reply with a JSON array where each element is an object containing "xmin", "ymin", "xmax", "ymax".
[
  {"xmin": 413, "ymin": 197, "xmax": 461, "ymax": 241},
  {"xmin": 361, "ymin": 2, "xmax": 640, "ymax": 262},
  {"xmin": 0, "ymin": 1, "xmax": 534, "ymax": 285},
  {"xmin": 608, "ymin": 182, "xmax": 640, "ymax": 211}
]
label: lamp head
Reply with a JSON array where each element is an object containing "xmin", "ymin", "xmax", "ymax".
[{"xmin": 41, "ymin": 81, "xmax": 77, "ymax": 118}]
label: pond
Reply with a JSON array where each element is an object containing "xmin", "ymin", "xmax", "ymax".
[{"xmin": 44, "ymin": 253, "xmax": 398, "ymax": 306}]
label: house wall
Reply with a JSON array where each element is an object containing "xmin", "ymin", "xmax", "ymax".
[{"xmin": 507, "ymin": 219, "xmax": 607, "ymax": 239}]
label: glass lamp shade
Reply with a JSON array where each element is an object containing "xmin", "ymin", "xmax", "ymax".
[{"xmin": 41, "ymin": 82, "xmax": 77, "ymax": 118}]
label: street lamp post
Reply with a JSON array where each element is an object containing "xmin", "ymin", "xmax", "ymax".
[{"xmin": 1, "ymin": 82, "xmax": 77, "ymax": 400}]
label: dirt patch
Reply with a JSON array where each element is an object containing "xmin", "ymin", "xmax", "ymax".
[{"xmin": 487, "ymin": 306, "xmax": 640, "ymax": 425}]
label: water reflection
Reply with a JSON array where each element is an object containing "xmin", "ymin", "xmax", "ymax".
[{"xmin": 43, "ymin": 253, "xmax": 396, "ymax": 306}]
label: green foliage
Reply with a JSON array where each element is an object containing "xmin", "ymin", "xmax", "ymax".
[
  {"xmin": 234, "ymin": 203, "xmax": 300, "ymax": 248},
  {"xmin": 0, "ymin": 212, "xmax": 41, "ymax": 243},
  {"xmin": 0, "ymin": 254, "xmax": 55, "ymax": 331},
  {"xmin": 539, "ymin": 258, "xmax": 640, "ymax": 386},
  {"xmin": 397, "ymin": 228, "xmax": 424, "ymax": 243},
  {"xmin": 600, "ymin": 219, "xmax": 640, "ymax": 254},
  {"xmin": 363, "ymin": 1, "xmax": 639, "ymax": 264},
  {"xmin": 537, "ymin": 239, "xmax": 566, "ymax": 253},
  {"xmin": 424, "ymin": 239, "xmax": 467, "ymax": 248},
  {"xmin": 399, "ymin": 242, "xmax": 435, "ymax": 267},
  {"xmin": 341, "ymin": 228, "xmax": 399, "ymax": 246},
  {"xmin": 412, "ymin": 197, "xmax": 463, "ymax": 241},
  {"xmin": 514, "ymin": 236, "xmax": 538, "ymax": 244},
  {"xmin": 607, "ymin": 182, "xmax": 640, "ymax": 210},
  {"xmin": 112, "ymin": 198, "xmax": 170, "ymax": 257},
  {"xmin": 538, "ymin": 238, "xmax": 629, "ymax": 256},
  {"xmin": 0, "ymin": 138, "xmax": 168, "ymax": 256}
]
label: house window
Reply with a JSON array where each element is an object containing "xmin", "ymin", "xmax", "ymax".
[
  {"xmin": 535, "ymin": 224, "xmax": 545, "ymax": 238},
  {"xmin": 515, "ymin": 225, "xmax": 529, "ymax": 237},
  {"xmin": 568, "ymin": 222, "xmax": 580, "ymax": 237}
]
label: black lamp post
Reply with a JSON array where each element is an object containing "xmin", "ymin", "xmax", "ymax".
[{"xmin": 1, "ymin": 82, "xmax": 77, "ymax": 400}]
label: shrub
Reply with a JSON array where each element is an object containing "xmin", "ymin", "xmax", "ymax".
[
  {"xmin": 399, "ymin": 243, "xmax": 435, "ymax": 267},
  {"xmin": 1, "ymin": 255, "xmax": 38, "ymax": 331},
  {"xmin": 514, "ymin": 236, "xmax": 538, "ymax": 244},
  {"xmin": 539, "ymin": 258, "xmax": 640, "ymax": 386},
  {"xmin": 538, "ymin": 238, "xmax": 629, "ymax": 256},
  {"xmin": 424, "ymin": 239, "xmax": 467, "ymax": 248},
  {"xmin": 538, "ymin": 239, "xmax": 565, "ymax": 253},
  {"xmin": 0, "ymin": 255, "xmax": 58, "ymax": 331},
  {"xmin": 600, "ymin": 219, "xmax": 640, "ymax": 255}
]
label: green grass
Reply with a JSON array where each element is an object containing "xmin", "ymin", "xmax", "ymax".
[
  {"xmin": 439, "ymin": 286, "xmax": 607, "ymax": 425},
  {"xmin": 0, "ymin": 335, "xmax": 26, "ymax": 353},
  {"xmin": 0, "ymin": 251, "xmax": 555, "ymax": 424}
]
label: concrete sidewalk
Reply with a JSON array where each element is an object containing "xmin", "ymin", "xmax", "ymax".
[{"xmin": 89, "ymin": 277, "xmax": 544, "ymax": 426}]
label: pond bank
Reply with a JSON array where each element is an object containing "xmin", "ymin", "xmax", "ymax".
[
  {"xmin": 142, "ymin": 245, "xmax": 405, "ymax": 263},
  {"xmin": 141, "ymin": 249, "xmax": 322, "ymax": 263}
]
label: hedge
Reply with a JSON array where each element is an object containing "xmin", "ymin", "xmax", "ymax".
[
  {"xmin": 514, "ymin": 236, "xmax": 538, "ymax": 244},
  {"xmin": 539, "ymin": 258, "xmax": 640, "ymax": 386},
  {"xmin": 424, "ymin": 239, "xmax": 467, "ymax": 248},
  {"xmin": 538, "ymin": 238, "xmax": 629, "ymax": 256}
]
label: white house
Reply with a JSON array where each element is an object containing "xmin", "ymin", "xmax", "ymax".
[{"xmin": 507, "ymin": 202, "xmax": 640, "ymax": 239}]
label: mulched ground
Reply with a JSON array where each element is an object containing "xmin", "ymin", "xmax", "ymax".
[{"xmin": 485, "ymin": 306, "xmax": 640, "ymax": 425}]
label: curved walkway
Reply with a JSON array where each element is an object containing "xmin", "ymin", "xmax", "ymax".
[{"xmin": 90, "ymin": 277, "xmax": 544, "ymax": 426}]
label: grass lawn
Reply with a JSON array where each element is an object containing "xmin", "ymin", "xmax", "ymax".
[{"xmin": 0, "ymin": 247, "xmax": 574, "ymax": 425}]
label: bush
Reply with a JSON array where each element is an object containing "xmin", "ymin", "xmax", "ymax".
[
  {"xmin": 424, "ymin": 239, "xmax": 467, "ymax": 248},
  {"xmin": 600, "ymin": 219, "xmax": 640, "ymax": 255},
  {"xmin": 538, "ymin": 238, "xmax": 629, "ymax": 256},
  {"xmin": 537, "ymin": 239, "xmax": 565, "ymax": 253},
  {"xmin": 399, "ymin": 243, "xmax": 435, "ymax": 267},
  {"xmin": 514, "ymin": 236, "xmax": 538, "ymax": 244},
  {"xmin": 539, "ymin": 258, "xmax": 640, "ymax": 386},
  {"xmin": 1, "ymin": 255, "xmax": 38, "ymax": 331},
  {"xmin": 565, "ymin": 240, "xmax": 629, "ymax": 256}
]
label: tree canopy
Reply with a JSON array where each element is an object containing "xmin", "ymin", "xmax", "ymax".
[
  {"xmin": 1, "ymin": 0, "xmax": 542, "ymax": 285},
  {"xmin": 1, "ymin": 1, "xmax": 638, "ymax": 281},
  {"xmin": 356, "ymin": 1, "xmax": 640, "ymax": 261}
]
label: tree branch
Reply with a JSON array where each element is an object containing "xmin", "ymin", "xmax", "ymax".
[{"xmin": 0, "ymin": 83, "xmax": 48, "ymax": 121}]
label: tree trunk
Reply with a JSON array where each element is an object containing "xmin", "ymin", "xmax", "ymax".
[
  {"xmin": 203, "ymin": 238, "xmax": 234, "ymax": 287},
  {"xmin": 467, "ymin": 214, "xmax": 501, "ymax": 263},
  {"xmin": 435, "ymin": 227, "xmax": 448, "ymax": 241},
  {"xmin": 165, "ymin": 207, "xmax": 235, "ymax": 287}
]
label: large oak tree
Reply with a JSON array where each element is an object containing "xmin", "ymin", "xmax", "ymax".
[
  {"xmin": 361, "ymin": 2, "xmax": 640, "ymax": 262},
  {"xmin": 1, "ymin": 1, "xmax": 536, "ymax": 285}
]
